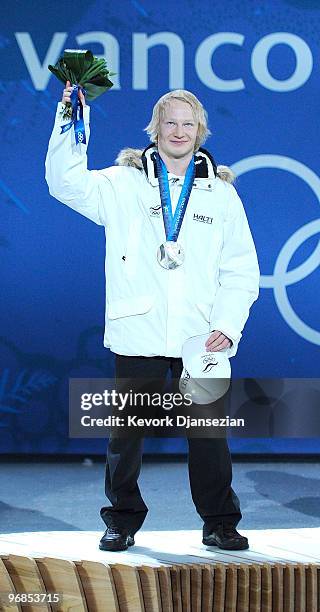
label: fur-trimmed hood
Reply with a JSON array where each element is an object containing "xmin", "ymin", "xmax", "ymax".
[{"xmin": 115, "ymin": 145, "xmax": 235, "ymax": 184}]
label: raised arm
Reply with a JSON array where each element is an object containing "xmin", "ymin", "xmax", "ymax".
[{"xmin": 45, "ymin": 81, "xmax": 113, "ymax": 226}]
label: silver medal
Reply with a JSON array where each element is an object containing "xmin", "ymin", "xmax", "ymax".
[{"xmin": 157, "ymin": 241, "xmax": 185, "ymax": 269}]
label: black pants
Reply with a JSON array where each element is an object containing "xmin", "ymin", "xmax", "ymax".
[{"xmin": 100, "ymin": 354, "xmax": 242, "ymax": 536}]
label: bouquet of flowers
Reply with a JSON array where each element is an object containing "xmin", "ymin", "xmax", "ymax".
[
  {"xmin": 48, "ymin": 49, "xmax": 114, "ymax": 144},
  {"xmin": 49, "ymin": 48, "xmax": 114, "ymax": 103}
]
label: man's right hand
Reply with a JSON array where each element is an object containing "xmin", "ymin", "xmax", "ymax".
[{"xmin": 62, "ymin": 80, "xmax": 86, "ymax": 107}]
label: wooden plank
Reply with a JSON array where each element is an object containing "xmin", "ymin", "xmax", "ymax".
[
  {"xmin": 2, "ymin": 555, "xmax": 50, "ymax": 612},
  {"xmin": 36, "ymin": 557, "xmax": 88, "ymax": 612},
  {"xmin": 305, "ymin": 565, "xmax": 317, "ymax": 612},
  {"xmin": 111, "ymin": 564, "xmax": 145, "ymax": 612},
  {"xmin": 170, "ymin": 566, "xmax": 182, "ymax": 612},
  {"xmin": 138, "ymin": 565, "xmax": 162, "ymax": 612},
  {"xmin": 225, "ymin": 564, "xmax": 237, "ymax": 612},
  {"xmin": 236, "ymin": 565, "xmax": 250, "ymax": 612},
  {"xmin": 271, "ymin": 564, "xmax": 284, "ymax": 612},
  {"xmin": 179, "ymin": 564, "xmax": 191, "ymax": 612},
  {"xmin": 249, "ymin": 564, "xmax": 261, "ymax": 612},
  {"xmin": 261, "ymin": 564, "xmax": 272, "ymax": 612},
  {"xmin": 157, "ymin": 565, "xmax": 173, "ymax": 612},
  {"xmin": 212, "ymin": 564, "xmax": 226, "ymax": 612},
  {"xmin": 294, "ymin": 565, "xmax": 306, "ymax": 612},
  {"xmin": 201, "ymin": 564, "xmax": 214, "ymax": 611},
  {"xmin": 0, "ymin": 557, "xmax": 22, "ymax": 612},
  {"xmin": 75, "ymin": 560, "xmax": 119, "ymax": 612},
  {"xmin": 283, "ymin": 565, "xmax": 295, "ymax": 612},
  {"xmin": 189, "ymin": 564, "xmax": 202, "ymax": 612}
]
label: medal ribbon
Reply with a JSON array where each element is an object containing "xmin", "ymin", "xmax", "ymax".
[
  {"xmin": 60, "ymin": 84, "xmax": 86, "ymax": 144},
  {"xmin": 155, "ymin": 152, "xmax": 195, "ymax": 241}
]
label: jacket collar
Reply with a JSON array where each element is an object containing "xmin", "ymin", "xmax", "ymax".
[{"xmin": 141, "ymin": 144, "xmax": 218, "ymax": 187}]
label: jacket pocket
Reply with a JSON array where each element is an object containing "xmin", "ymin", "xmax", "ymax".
[{"xmin": 108, "ymin": 295, "xmax": 154, "ymax": 319}]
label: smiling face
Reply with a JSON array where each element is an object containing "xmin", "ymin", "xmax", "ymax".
[{"xmin": 157, "ymin": 99, "xmax": 199, "ymax": 162}]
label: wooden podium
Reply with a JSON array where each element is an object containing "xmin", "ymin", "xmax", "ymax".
[{"xmin": 0, "ymin": 529, "xmax": 319, "ymax": 611}]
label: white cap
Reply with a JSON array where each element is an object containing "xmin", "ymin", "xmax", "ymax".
[{"xmin": 179, "ymin": 334, "xmax": 231, "ymax": 404}]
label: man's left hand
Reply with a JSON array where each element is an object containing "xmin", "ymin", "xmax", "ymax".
[{"xmin": 205, "ymin": 330, "xmax": 232, "ymax": 352}]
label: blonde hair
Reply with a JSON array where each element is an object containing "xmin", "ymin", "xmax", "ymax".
[{"xmin": 144, "ymin": 90, "xmax": 211, "ymax": 151}]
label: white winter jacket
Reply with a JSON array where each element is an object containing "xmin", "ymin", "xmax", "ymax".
[{"xmin": 45, "ymin": 103, "xmax": 260, "ymax": 358}]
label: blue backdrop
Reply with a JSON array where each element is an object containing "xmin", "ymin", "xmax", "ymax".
[{"xmin": 1, "ymin": 0, "xmax": 320, "ymax": 453}]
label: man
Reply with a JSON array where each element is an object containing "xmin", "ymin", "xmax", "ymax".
[{"xmin": 45, "ymin": 84, "xmax": 260, "ymax": 552}]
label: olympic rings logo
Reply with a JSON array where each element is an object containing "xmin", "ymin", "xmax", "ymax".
[{"xmin": 231, "ymin": 155, "xmax": 320, "ymax": 345}]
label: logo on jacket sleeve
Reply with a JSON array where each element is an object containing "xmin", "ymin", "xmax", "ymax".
[{"xmin": 193, "ymin": 213, "xmax": 213, "ymax": 224}]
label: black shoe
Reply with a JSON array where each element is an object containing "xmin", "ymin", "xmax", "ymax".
[
  {"xmin": 99, "ymin": 526, "xmax": 135, "ymax": 552},
  {"xmin": 202, "ymin": 525, "xmax": 249, "ymax": 550}
]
